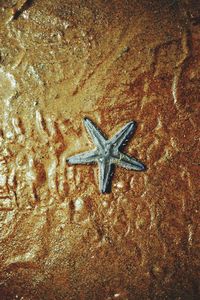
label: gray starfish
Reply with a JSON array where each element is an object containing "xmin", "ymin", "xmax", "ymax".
[{"xmin": 66, "ymin": 118, "xmax": 146, "ymax": 193}]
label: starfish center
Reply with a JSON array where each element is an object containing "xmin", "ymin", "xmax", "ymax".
[{"xmin": 103, "ymin": 142, "xmax": 113, "ymax": 158}]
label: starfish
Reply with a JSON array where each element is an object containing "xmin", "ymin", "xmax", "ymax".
[{"xmin": 66, "ymin": 118, "xmax": 146, "ymax": 193}]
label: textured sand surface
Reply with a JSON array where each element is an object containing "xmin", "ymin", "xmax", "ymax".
[{"xmin": 0, "ymin": 0, "xmax": 200, "ymax": 299}]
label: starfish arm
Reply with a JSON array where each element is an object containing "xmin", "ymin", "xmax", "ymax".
[
  {"xmin": 98, "ymin": 159, "xmax": 113, "ymax": 193},
  {"xmin": 113, "ymin": 152, "xmax": 145, "ymax": 171},
  {"xmin": 84, "ymin": 118, "xmax": 106, "ymax": 149},
  {"xmin": 67, "ymin": 150, "xmax": 98, "ymax": 165},
  {"xmin": 111, "ymin": 121, "xmax": 136, "ymax": 149}
]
